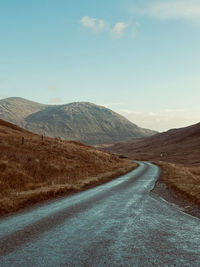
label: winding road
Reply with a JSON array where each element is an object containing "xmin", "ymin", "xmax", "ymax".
[{"xmin": 0, "ymin": 162, "xmax": 199, "ymax": 266}]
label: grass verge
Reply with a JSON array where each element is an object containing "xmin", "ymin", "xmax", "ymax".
[
  {"xmin": 155, "ymin": 161, "xmax": 200, "ymax": 208},
  {"xmin": 0, "ymin": 119, "xmax": 138, "ymax": 217},
  {"xmin": 0, "ymin": 162, "xmax": 137, "ymax": 217}
]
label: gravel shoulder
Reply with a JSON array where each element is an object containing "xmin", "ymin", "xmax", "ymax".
[{"xmin": 151, "ymin": 172, "xmax": 200, "ymax": 219}]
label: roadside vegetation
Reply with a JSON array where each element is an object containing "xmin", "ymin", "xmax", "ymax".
[
  {"xmin": 0, "ymin": 119, "xmax": 137, "ymax": 216},
  {"xmin": 103, "ymin": 122, "xmax": 200, "ymax": 209},
  {"xmin": 156, "ymin": 161, "xmax": 200, "ymax": 207}
]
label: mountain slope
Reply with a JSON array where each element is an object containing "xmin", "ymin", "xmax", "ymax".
[
  {"xmin": 0, "ymin": 97, "xmax": 156, "ymax": 145},
  {"xmin": 104, "ymin": 122, "xmax": 200, "ymax": 166},
  {"xmin": 0, "ymin": 97, "xmax": 46, "ymax": 127},
  {"xmin": 0, "ymin": 118, "xmax": 136, "ymax": 216},
  {"xmin": 103, "ymin": 122, "xmax": 200, "ymax": 212}
]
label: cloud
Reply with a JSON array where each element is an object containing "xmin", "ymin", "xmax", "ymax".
[
  {"xmin": 101, "ymin": 102, "xmax": 124, "ymax": 108},
  {"xmin": 48, "ymin": 85, "xmax": 57, "ymax": 93},
  {"xmin": 118, "ymin": 109, "xmax": 200, "ymax": 132},
  {"xmin": 49, "ymin": 98, "xmax": 62, "ymax": 104},
  {"xmin": 137, "ymin": 0, "xmax": 200, "ymax": 22},
  {"xmin": 79, "ymin": 16, "xmax": 106, "ymax": 32},
  {"xmin": 112, "ymin": 22, "xmax": 128, "ymax": 39},
  {"xmin": 79, "ymin": 16, "xmax": 136, "ymax": 39}
]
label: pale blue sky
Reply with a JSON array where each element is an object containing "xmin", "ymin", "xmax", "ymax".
[{"xmin": 0, "ymin": 0, "xmax": 200, "ymax": 131}]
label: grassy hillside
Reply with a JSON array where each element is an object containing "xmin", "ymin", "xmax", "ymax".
[
  {"xmin": 0, "ymin": 119, "xmax": 137, "ymax": 216},
  {"xmin": 104, "ymin": 122, "xmax": 200, "ymax": 166},
  {"xmin": 156, "ymin": 162, "xmax": 200, "ymax": 208}
]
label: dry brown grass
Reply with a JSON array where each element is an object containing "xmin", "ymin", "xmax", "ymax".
[
  {"xmin": 103, "ymin": 122, "xmax": 200, "ymax": 207},
  {"xmin": 156, "ymin": 161, "xmax": 200, "ymax": 207},
  {"xmin": 0, "ymin": 119, "xmax": 137, "ymax": 216},
  {"xmin": 104, "ymin": 122, "xmax": 200, "ymax": 166}
]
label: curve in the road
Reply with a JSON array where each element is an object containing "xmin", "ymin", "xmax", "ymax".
[{"xmin": 0, "ymin": 161, "xmax": 199, "ymax": 267}]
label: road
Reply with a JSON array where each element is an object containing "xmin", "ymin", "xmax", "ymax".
[{"xmin": 0, "ymin": 161, "xmax": 199, "ymax": 267}]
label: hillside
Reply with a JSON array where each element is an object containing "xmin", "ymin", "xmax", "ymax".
[
  {"xmin": 0, "ymin": 97, "xmax": 156, "ymax": 145},
  {"xmin": 103, "ymin": 122, "xmax": 200, "ymax": 209},
  {"xmin": 0, "ymin": 118, "xmax": 136, "ymax": 216},
  {"xmin": 103, "ymin": 122, "xmax": 200, "ymax": 166},
  {"xmin": 0, "ymin": 97, "xmax": 46, "ymax": 128}
]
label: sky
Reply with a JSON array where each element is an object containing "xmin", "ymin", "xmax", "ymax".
[{"xmin": 0, "ymin": 0, "xmax": 200, "ymax": 132}]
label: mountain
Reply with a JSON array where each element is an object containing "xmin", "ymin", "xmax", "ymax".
[
  {"xmin": 0, "ymin": 97, "xmax": 46, "ymax": 127},
  {"xmin": 0, "ymin": 97, "xmax": 156, "ymax": 145},
  {"xmin": 103, "ymin": 122, "xmax": 200, "ymax": 166}
]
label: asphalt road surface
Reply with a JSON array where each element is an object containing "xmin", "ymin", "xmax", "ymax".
[{"xmin": 0, "ymin": 162, "xmax": 199, "ymax": 267}]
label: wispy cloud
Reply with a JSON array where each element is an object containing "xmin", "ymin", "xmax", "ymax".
[
  {"xmin": 79, "ymin": 16, "xmax": 138, "ymax": 39},
  {"xmin": 112, "ymin": 22, "xmax": 128, "ymax": 39},
  {"xmin": 79, "ymin": 16, "xmax": 106, "ymax": 32},
  {"xmin": 137, "ymin": 0, "xmax": 200, "ymax": 23},
  {"xmin": 49, "ymin": 97, "xmax": 62, "ymax": 104},
  {"xmin": 48, "ymin": 85, "xmax": 57, "ymax": 93},
  {"xmin": 101, "ymin": 102, "xmax": 124, "ymax": 108},
  {"xmin": 119, "ymin": 109, "xmax": 200, "ymax": 132}
]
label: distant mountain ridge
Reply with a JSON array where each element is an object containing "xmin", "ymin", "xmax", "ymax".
[
  {"xmin": 0, "ymin": 97, "xmax": 157, "ymax": 145},
  {"xmin": 103, "ymin": 122, "xmax": 200, "ymax": 165}
]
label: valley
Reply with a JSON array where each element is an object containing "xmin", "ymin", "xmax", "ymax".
[{"xmin": 103, "ymin": 123, "xmax": 200, "ymax": 210}]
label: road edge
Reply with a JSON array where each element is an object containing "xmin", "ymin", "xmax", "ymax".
[
  {"xmin": 0, "ymin": 162, "xmax": 138, "ymax": 219},
  {"xmin": 151, "ymin": 166, "xmax": 200, "ymax": 219}
]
